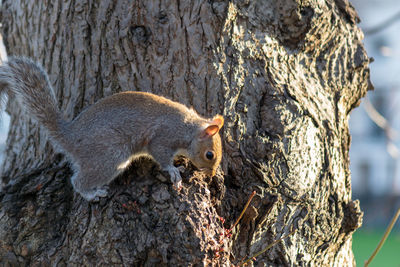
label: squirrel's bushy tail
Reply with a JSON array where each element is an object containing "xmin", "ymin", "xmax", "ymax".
[{"xmin": 0, "ymin": 57, "xmax": 66, "ymax": 140}]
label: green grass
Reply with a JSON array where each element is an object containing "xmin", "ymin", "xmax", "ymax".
[{"xmin": 353, "ymin": 230, "xmax": 400, "ymax": 266}]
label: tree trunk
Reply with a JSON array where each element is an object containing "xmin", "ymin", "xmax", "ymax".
[{"xmin": 0, "ymin": 0, "xmax": 368, "ymax": 265}]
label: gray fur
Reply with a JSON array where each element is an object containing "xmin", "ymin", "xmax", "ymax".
[
  {"xmin": 0, "ymin": 58, "xmax": 64, "ymax": 134},
  {"xmin": 0, "ymin": 57, "xmax": 223, "ymax": 201}
]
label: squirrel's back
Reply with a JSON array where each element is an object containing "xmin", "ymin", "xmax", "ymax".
[
  {"xmin": 72, "ymin": 91, "xmax": 203, "ymax": 126},
  {"xmin": 66, "ymin": 91, "xmax": 207, "ymax": 151}
]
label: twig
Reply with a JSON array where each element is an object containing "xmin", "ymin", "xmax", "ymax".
[
  {"xmin": 363, "ymin": 97, "xmax": 399, "ymax": 158},
  {"xmin": 214, "ymin": 191, "xmax": 257, "ymax": 259},
  {"xmin": 227, "ymin": 190, "xmax": 256, "ymax": 234},
  {"xmin": 364, "ymin": 10, "xmax": 400, "ymax": 35},
  {"xmin": 240, "ymin": 230, "xmax": 296, "ymax": 266},
  {"xmin": 364, "ymin": 98, "xmax": 398, "ymax": 140},
  {"xmin": 364, "ymin": 207, "xmax": 400, "ymax": 266}
]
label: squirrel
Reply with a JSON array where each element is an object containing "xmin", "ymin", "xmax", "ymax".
[{"xmin": 0, "ymin": 57, "xmax": 224, "ymax": 201}]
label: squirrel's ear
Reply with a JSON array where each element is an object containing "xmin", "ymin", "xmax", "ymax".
[
  {"xmin": 200, "ymin": 125, "xmax": 220, "ymax": 139},
  {"xmin": 211, "ymin": 115, "xmax": 224, "ymax": 129},
  {"xmin": 199, "ymin": 115, "xmax": 224, "ymax": 139}
]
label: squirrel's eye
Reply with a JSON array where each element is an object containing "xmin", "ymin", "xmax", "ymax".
[{"xmin": 205, "ymin": 151, "xmax": 214, "ymax": 160}]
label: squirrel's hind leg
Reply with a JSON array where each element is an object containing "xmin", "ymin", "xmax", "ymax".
[
  {"xmin": 70, "ymin": 172, "xmax": 109, "ymax": 201},
  {"xmin": 70, "ymin": 164, "xmax": 112, "ymax": 201},
  {"xmin": 68, "ymin": 145, "xmax": 129, "ymax": 201}
]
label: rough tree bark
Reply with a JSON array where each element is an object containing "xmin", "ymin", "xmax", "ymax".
[{"xmin": 0, "ymin": 0, "xmax": 368, "ymax": 265}]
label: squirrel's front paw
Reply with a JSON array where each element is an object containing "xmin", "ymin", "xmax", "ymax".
[{"xmin": 165, "ymin": 166, "xmax": 182, "ymax": 190}]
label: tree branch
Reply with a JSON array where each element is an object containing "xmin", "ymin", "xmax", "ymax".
[{"xmin": 363, "ymin": 10, "xmax": 400, "ymax": 35}]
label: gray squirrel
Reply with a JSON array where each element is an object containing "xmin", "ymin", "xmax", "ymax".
[{"xmin": 0, "ymin": 57, "xmax": 224, "ymax": 201}]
